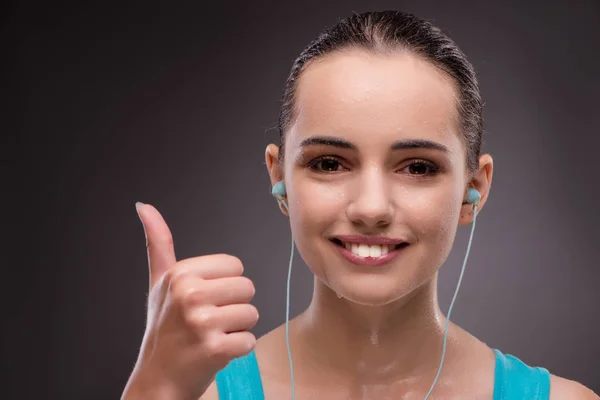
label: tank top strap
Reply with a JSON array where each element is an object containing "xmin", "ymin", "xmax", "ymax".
[
  {"xmin": 493, "ymin": 349, "xmax": 551, "ymax": 400},
  {"xmin": 215, "ymin": 349, "xmax": 265, "ymax": 400}
]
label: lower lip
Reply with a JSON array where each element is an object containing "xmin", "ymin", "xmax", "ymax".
[{"xmin": 332, "ymin": 242, "xmax": 406, "ymax": 266}]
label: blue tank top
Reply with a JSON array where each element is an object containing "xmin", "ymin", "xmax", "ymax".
[{"xmin": 215, "ymin": 348, "xmax": 551, "ymax": 399}]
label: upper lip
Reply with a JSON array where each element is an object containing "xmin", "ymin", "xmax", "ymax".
[{"xmin": 332, "ymin": 235, "xmax": 406, "ymax": 245}]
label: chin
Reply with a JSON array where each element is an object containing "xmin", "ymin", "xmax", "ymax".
[{"xmin": 327, "ymin": 275, "xmax": 417, "ymax": 307}]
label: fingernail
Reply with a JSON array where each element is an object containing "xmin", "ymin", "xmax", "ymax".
[{"xmin": 135, "ymin": 202, "xmax": 145, "ymax": 213}]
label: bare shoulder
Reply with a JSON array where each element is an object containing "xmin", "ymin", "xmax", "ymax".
[
  {"xmin": 550, "ymin": 374, "xmax": 599, "ymax": 400},
  {"xmin": 198, "ymin": 380, "xmax": 219, "ymax": 400}
]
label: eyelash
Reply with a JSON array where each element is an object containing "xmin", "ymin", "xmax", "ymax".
[{"xmin": 306, "ymin": 156, "xmax": 441, "ymax": 177}]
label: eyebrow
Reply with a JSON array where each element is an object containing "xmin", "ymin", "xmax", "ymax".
[{"xmin": 299, "ymin": 136, "xmax": 450, "ymax": 153}]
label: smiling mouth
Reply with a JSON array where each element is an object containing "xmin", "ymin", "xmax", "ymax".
[{"xmin": 329, "ymin": 238, "xmax": 409, "ymax": 258}]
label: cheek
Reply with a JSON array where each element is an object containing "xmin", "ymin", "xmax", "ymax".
[
  {"xmin": 402, "ymin": 187, "xmax": 461, "ymax": 259},
  {"xmin": 285, "ymin": 181, "xmax": 348, "ymax": 278},
  {"xmin": 288, "ymin": 181, "xmax": 346, "ymax": 232}
]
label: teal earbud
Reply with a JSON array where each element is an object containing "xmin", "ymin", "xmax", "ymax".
[
  {"xmin": 466, "ymin": 187, "xmax": 481, "ymax": 206},
  {"xmin": 271, "ymin": 181, "xmax": 287, "ymax": 201}
]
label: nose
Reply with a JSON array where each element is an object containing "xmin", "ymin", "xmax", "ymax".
[{"xmin": 346, "ymin": 169, "xmax": 394, "ymax": 228}]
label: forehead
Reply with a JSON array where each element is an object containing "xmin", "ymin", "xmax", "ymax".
[{"xmin": 290, "ymin": 49, "xmax": 461, "ymax": 147}]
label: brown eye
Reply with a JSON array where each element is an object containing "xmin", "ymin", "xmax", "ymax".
[
  {"xmin": 308, "ymin": 157, "xmax": 345, "ymax": 173},
  {"xmin": 408, "ymin": 162, "xmax": 429, "ymax": 175},
  {"xmin": 401, "ymin": 160, "xmax": 440, "ymax": 176}
]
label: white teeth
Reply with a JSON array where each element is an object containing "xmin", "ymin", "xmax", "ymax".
[
  {"xmin": 369, "ymin": 245, "xmax": 381, "ymax": 258},
  {"xmin": 343, "ymin": 243, "xmax": 393, "ymax": 258},
  {"xmin": 358, "ymin": 244, "xmax": 370, "ymax": 257}
]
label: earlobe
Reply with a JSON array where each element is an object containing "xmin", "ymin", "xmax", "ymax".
[
  {"xmin": 277, "ymin": 201, "xmax": 290, "ymax": 216},
  {"xmin": 275, "ymin": 194, "xmax": 290, "ymax": 217}
]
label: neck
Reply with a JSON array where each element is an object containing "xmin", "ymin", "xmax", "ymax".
[{"xmin": 294, "ymin": 274, "xmax": 451, "ymax": 384}]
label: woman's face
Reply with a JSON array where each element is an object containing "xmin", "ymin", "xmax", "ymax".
[{"xmin": 271, "ymin": 49, "xmax": 474, "ymax": 306}]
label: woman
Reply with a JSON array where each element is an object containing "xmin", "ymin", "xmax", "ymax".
[{"xmin": 122, "ymin": 11, "xmax": 598, "ymax": 400}]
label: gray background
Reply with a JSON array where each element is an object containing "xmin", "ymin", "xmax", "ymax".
[{"xmin": 4, "ymin": 0, "xmax": 600, "ymax": 398}]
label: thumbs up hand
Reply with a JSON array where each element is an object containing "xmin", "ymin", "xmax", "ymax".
[{"xmin": 121, "ymin": 203, "xmax": 259, "ymax": 400}]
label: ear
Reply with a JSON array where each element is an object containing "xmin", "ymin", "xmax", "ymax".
[
  {"xmin": 459, "ymin": 154, "xmax": 493, "ymax": 226},
  {"xmin": 265, "ymin": 144, "xmax": 289, "ymax": 216}
]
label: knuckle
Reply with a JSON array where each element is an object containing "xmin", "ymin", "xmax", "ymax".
[
  {"xmin": 170, "ymin": 281, "xmax": 194, "ymax": 307},
  {"xmin": 187, "ymin": 309, "xmax": 214, "ymax": 331},
  {"xmin": 203, "ymin": 337, "xmax": 226, "ymax": 360},
  {"xmin": 181, "ymin": 286, "xmax": 209, "ymax": 310},
  {"xmin": 167, "ymin": 270, "xmax": 205, "ymax": 306},
  {"xmin": 188, "ymin": 286, "xmax": 208, "ymax": 306},
  {"xmin": 182, "ymin": 306, "xmax": 196, "ymax": 326}
]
